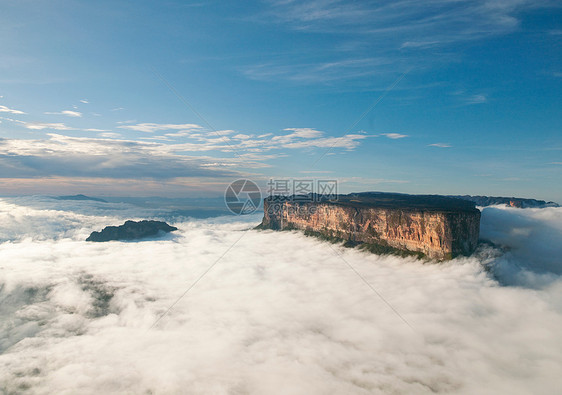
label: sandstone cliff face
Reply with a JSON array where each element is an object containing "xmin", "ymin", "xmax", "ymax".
[{"xmin": 261, "ymin": 195, "xmax": 480, "ymax": 260}]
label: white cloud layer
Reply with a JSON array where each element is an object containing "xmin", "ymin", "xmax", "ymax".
[
  {"xmin": 480, "ymin": 206, "xmax": 562, "ymax": 281},
  {"xmin": 0, "ymin": 199, "xmax": 561, "ymax": 393}
]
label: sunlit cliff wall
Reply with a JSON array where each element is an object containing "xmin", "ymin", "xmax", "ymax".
[{"xmin": 260, "ymin": 199, "xmax": 480, "ymax": 260}]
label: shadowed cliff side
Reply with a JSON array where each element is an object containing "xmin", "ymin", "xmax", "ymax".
[{"xmin": 259, "ymin": 192, "xmax": 481, "ymax": 260}]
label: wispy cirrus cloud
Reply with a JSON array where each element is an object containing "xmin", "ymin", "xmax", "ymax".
[
  {"xmin": 118, "ymin": 124, "xmax": 369, "ymax": 152},
  {"xmin": 278, "ymin": 133, "xmax": 368, "ymax": 150},
  {"xmin": 1, "ymin": 116, "xmax": 107, "ymax": 133},
  {"xmin": 428, "ymin": 143, "xmax": 452, "ymax": 148},
  {"xmin": 400, "ymin": 41, "xmax": 441, "ymax": 49},
  {"xmin": 272, "ymin": 128, "xmax": 370, "ymax": 150},
  {"xmin": 276, "ymin": 128, "xmax": 324, "ymax": 140},
  {"xmin": 0, "ymin": 105, "xmax": 25, "ymax": 115},
  {"xmin": 238, "ymin": 127, "xmax": 368, "ymax": 151},
  {"xmin": 98, "ymin": 132, "xmax": 122, "ymax": 138},
  {"xmin": 22, "ymin": 122, "xmax": 74, "ymax": 131},
  {"xmin": 0, "ymin": 116, "xmax": 71, "ymax": 130},
  {"xmin": 265, "ymin": 0, "xmax": 538, "ymax": 40},
  {"xmin": 381, "ymin": 133, "xmax": 408, "ymax": 139},
  {"xmin": 246, "ymin": 0, "xmax": 554, "ymax": 84},
  {"xmin": 44, "ymin": 110, "xmax": 83, "ymax": 117},
  {"xmin": 232, "ymin": 134, "xmax": 251, "ymax": 140},
  {"xmin": 243, "ymin": 58, "xmax": 395, "ymax": 83},
  {"xmin": 118, "ymin": 123, "xmax": 203, "ymax": 133},
  {"xmin": 83, "ymin": 128, "xmax": 110, "ymax": 132},
  {"xmin": 466, "ymin": 94, "xmax": 487, "ymax": 104},
  {"xmin": 451, "ymin": 90, "xmax": 489, "ymax": 105}
]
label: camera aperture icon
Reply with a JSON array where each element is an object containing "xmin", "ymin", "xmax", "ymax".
[{"xmin": 224, "ymin": 179, "xmax": 262, "ymax": 215}]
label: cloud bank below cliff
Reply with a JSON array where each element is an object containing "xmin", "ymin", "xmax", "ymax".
[{"xmin": 0, "ymin": 198, "xmax": 561, "ymax": 394}]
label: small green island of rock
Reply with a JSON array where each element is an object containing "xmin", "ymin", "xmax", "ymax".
[{"xmin": 86, "ymin": 220, "xmax": 178, "ymax": 242}]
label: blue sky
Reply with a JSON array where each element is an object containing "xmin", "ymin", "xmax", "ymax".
[{"xmin": 0, "ymin": 0, "xmax": 561, "ymax": 201}]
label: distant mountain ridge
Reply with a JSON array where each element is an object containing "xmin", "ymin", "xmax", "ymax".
[
  {"xmin": 56, "ymin": 194, "xmax": 108, "ymax": 203},
  {"xmin": 451, "ymin": 195, "xmax": 559, "ymax": 208}
]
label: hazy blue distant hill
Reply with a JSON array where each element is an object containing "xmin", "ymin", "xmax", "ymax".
[
  {"xmin": 55, "ymin": 194, "xmax": 108, "ymax": 203},
  {"xmin": 103, "ymin": 196, "xmax": 236, "ymax": 218},
  {"xmin": 451, "ymin": 195, "xmax": 559, "ymax": 208},
  {"xmin": 51, "ymin": 195, "xmax": 235, "ymax": 218}
]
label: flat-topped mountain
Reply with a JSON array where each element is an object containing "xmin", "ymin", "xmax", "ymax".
[
  {"xmin": 259, "ymin": 192, "xmax": 481, "ymax": 260},
  {"xmin": 86, "ymin": 220, "xmax": 177, "ymax": 242}
]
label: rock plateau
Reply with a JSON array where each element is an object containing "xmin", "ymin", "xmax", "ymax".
[
  {"xmin": 259, "ymin": 192, "xmax": 481, "ymax": 260},
  {"xmin": 86, "ymin": 220, "xmax": 177, "ymax": 242}
]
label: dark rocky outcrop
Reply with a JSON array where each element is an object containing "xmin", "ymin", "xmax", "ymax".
[
  {"xmin": 86, "ymin": 220, "xmax": 177, "ymax": 242},
  {"xmin": 451, "ymin": 195, "xmax": 558, "ymax": 208},
  {"xmin": 259, "ymin": 192, "xmax": 481, "ymax": 260}
]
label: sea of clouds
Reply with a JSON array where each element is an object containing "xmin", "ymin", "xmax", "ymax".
[{"xmin": 0, "ymin": 197, "xmax": 561, "ymax": 394}]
